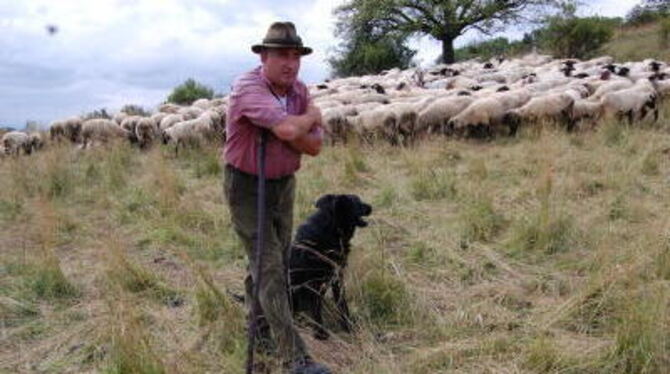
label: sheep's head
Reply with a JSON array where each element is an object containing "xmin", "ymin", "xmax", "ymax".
[
  {"xmin": 502, "ymin": 111, "xmax": 522, "ymax": 128},
  {"xmin": 161, "ymin": 130, "xmax": 171, "ymax": 145}
]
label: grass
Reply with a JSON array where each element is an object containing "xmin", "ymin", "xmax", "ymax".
[{"xmin": 1, "ymin": 101, "xmax": 670, "ymax": 372}]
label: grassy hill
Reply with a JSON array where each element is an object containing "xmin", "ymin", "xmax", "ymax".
[
  {"xmin": 600, "ymin": 21, "xmax": 670, "ymax": 62},
  {"xmin": 2, "ymin": 25, "xmax": 670, "ymax": 374}
]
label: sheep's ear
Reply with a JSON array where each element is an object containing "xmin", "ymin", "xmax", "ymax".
[{"xmin": 315, "ymin": 194, "xmax": 336, "ymax": 209}]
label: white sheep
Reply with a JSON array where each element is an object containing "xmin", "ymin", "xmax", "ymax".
[
  {"xmin": 504, "ymin": 92, "xmax": 575, "ymax": 132},
  {"xmin": 322, "ymin": 105, "xmax": 359, "ymax": 144},
  {"xmin": 600, "ymin": 79, "xmax": 658, "ymax": 124},
  {"xmin": 178, "ymin": 106, "xmax": 204, "ymax": 120},
  {"xmin": 447, "ymin": 97, "xmax": 510, "ymax": 138},
  {"xmin": 81, "ymin": 119, "xmax": 131, "ymax": 148},
  {"xmin": 158, "ymin": 103, "xmax": 182, "ymax": 114},
  {"xmin": 417, "ymin": 96, "xmax": 474, "ymax": 135},
  {"xmin": 161, "ymin": 111, "xmax": 220, "ymax": 154},
  {"xmin": 2, "ymin": 131, "xmax": 32, "ymax": 155},
  {"xmin": 349, "ymin": 106, "xmax": 398, "ymax": 144},
  {"xmin": 159, "ymin": 114, "xmax": 185, "ymax": 131},
  {"xmin": 192, "ymin": 98, "xmax": 212, "ymax": 110}
]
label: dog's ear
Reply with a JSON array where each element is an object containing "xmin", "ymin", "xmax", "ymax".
[{"xmin": 315, "ymin": 194, "xmax": 336, "ymax": 210}]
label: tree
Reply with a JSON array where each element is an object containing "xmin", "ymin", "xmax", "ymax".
[
  {"xmin": 334, "ymin": 0, "xmax": 560, "ymax": 64},
  {"xmin": 167, "ymin": 79, "xmax": 214, "ymax": 105},
  {"xmin": 328, "ymin": 35, "xmax": 416, "ymax": 77},
  {"xmin": 627, "ymin": 0, "xmax": 670, "ymax": 24}
]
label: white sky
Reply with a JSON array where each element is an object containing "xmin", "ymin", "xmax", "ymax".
[{"xmin": 0, "ymin": 0, "xmax": 640, "ymax": 126}]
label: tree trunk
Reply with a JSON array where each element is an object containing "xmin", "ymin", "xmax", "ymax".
[{"xmin": 441, "ymin": 36, "xmax": 456, "ymax": 64}]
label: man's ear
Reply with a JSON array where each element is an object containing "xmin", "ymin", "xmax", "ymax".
[{"xmin": 315, "ymin": 194, "xmax": 336, "ymax": 209}]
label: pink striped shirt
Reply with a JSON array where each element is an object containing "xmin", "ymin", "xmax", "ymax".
[{"xmin": 223, "ymin": 66, "xmax": 310, "ymax": 179}]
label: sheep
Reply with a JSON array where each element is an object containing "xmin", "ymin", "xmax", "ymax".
[
  {"xmin": 571, "ymin": 99, "xmax": 603, "ymax": 130},
  {"xmin": 349, "ymin": 106, "xmax": 398, "ymax": 145},
  {"xmin": 591, "ymin": 79, "xmax": 634, "ymax": 100},
  {"xmin": 120, "ymin": 116, "xmax": 142, "ymax": 145},
  {"xmin": 113, "ymin": 111, "xmax": 129, "ymax": 125},
  {"xmin": 322, "ymin": 106, "xmax": 358, "ymax": 145},
  {"xmin": 49, "ymin": 120, "xmax": 66, "ymax": 142},
  {"xmin": 503, "ymin": 92, "xmax": 575, "ymax": 132},
  {"xmin": 150, "ymin": 112, "xmax": 169, "ymax": 127},
  {"xmin": 80, "ymin": 119, "xmax": 131, "ymax": 148},
  {"xmin": 159, "ymin": 114, "xmax": 185, "ymax": 131},
  {"xmin": 192, "ymin": 98, "xmax": 212, "ymax": 110},
  {"xmin": 2, "ymin": 131, "xmax": 32, "ymax": 155},
  {"xmin": 447, "ymin": 97, "xmax": 510, "ymax": 138},
  {"xmin": 135, "ymin": 117, "xmax": 158, "ymax": 149},
  {"xmin": 158, "ymin": 103, "xmax": 181, "ymax": 114},
  {"xmin": 600, "ymin": 79, "xmax": 658, "ymax": 124},
  {"xmin": 58, "ymin": 117, "xmax": 83, "ymax": 143},
  {"xmin": 161, "ymin": 111, "xmax": 219, "ymax": 155},
  {"xmin": 28, "ymin": 132, "xmax": 45, "ymax": 152},
  {"xmin": 386, "ymin": 102, "xmax": 419, "ymax": 146},
  {"xmin": 178, "ymin": 106, "xmax": 204, "ymax": 120},
  {"xmin": 417, "ymin": 96, "xmax": 474, "ymax": 135}
]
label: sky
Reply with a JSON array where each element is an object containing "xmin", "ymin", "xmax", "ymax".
[{"xmin": 0, "ymin": 0, "xmax": 640, "ymax": 127}]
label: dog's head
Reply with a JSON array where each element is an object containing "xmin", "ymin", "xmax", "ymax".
[{"xmin": 315, "ymin": 194, "xmax": 372, "ymax": 229}]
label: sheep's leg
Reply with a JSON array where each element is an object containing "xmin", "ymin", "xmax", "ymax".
[{"xmin": 626, "ymin": 110, "xmax": 634, "ymax": 125}]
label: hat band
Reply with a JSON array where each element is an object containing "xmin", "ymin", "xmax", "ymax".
[{"xmin": 262, "ymin": 38, "xmax": 303, "ymax": 47}]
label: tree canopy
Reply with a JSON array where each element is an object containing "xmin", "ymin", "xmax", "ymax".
[
  {"xmin": 333, "ymin": 0, "xmax": 560, "ymax": 64},
  {"xmin": 167, "ymin": 79, "xmax": 214, "ymax": 106}
]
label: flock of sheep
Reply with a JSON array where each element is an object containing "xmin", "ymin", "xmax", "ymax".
[
  {"xmin": 315, "ymin": 53, "xmax": 670, "ymax": 144},
  {"xmin": 1, "ymin": 98, "xmax": 227, "ymax": 156},
  {"xmin": 2, "ymin": 52, "xmax": 670, "ymax": 156}
]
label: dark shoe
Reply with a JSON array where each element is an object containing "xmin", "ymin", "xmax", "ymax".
[{"xmin": 289, "ymin": 358, "xmax": 332, "ymax": 374}]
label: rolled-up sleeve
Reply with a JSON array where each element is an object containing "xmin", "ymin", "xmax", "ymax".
[{"xmin": 236, "ymin": 83, "xmax": 288, "ymax": 129}]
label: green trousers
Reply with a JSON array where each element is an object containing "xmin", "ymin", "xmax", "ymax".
[{"xmin": 223, "ymin": 165, "xmax": 307, "ymax": 364}]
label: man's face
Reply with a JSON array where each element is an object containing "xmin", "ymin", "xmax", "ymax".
[{"xmin": 261, "ymin": 48, "xmax": 302, "ymax": 89}]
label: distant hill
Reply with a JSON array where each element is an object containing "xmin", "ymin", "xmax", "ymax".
[{"xmin": 600, "ymin": 21, "xmax": 670, "ymax": 62}]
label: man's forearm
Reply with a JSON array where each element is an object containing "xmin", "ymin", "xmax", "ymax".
[{"xmin": 288, "ymin": 127, "xmax": 323, "ymax": 156}]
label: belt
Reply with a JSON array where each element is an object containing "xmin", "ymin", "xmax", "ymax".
[{"xmin": 225, "ymin": 164, "xmax": 294, "ymax": 183}]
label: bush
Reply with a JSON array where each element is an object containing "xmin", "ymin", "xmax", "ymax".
[
  {"xmin": 540, "ymin": 16, "xmax": 619, "ymax": 59},
  {"xmin": 121, "ymin": 104, "xmax": 151, "ymax": 117},
  {"xmin": 166, "ymin": 78, "xmax": 214, "ymax": 105}
]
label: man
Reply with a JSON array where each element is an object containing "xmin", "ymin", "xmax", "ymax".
[{"xmin": 223, "ymin": 22, "xmax": 331, "ymax": 374}]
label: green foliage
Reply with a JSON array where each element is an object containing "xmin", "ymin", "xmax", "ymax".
[
  {"xmin": 410, "ymin": 169, "xmax": 456, "ymax": 201},
  {"xmin": 83, "ymin": 108, "xmax": 112, "ymax": 120},
  {"xmin": 626, "ymin": 1, "xmax": 670, "ymax": 25},
  {"xmin": 329, "ymin": 36, "xmax": 416, "ymax": 78},
  {"xmin": 540, "ymin": 16, "xmax": 619, "ymax": 59},
  {"xmin": 459, "ymin": 195, "xmax": 506, "ymax": 243},
  {"xmin": 359, "ymin": 271, "xmax": 412, "ymax": 326},
  {"xmin": 121, "ymin": 104, "xmax": 151, "ymax": 117},
  {"xmin": 455, "ymin": 37, "xmax": 533, "ymax": 62},
  {"xmin": 166, "ymin": 78, "xmax": 214, "ymax": 105},
  {"xmin": 333, "ymin": 0, "xmax": 557, "ymax": 65},
  {"xmin": 660, "ymin": 16, "xmax": 670, "ymax": 46}
]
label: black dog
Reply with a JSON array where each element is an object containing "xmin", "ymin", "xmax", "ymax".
[{"xmin": 288, "ymin": 194, "xmax": 372, "ymax": 340}]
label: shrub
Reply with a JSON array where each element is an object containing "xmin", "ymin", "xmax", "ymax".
[
  {"xmin": 120, "ymin": 104, "xmax": 151, "ymax": 117},
  {"xmin": 541, "ymin": 16, "xmax": 618, "ymax": 59},
  {"xmin": 166, "ymin": 78, "xmax": 214, "ymax": 105}
]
